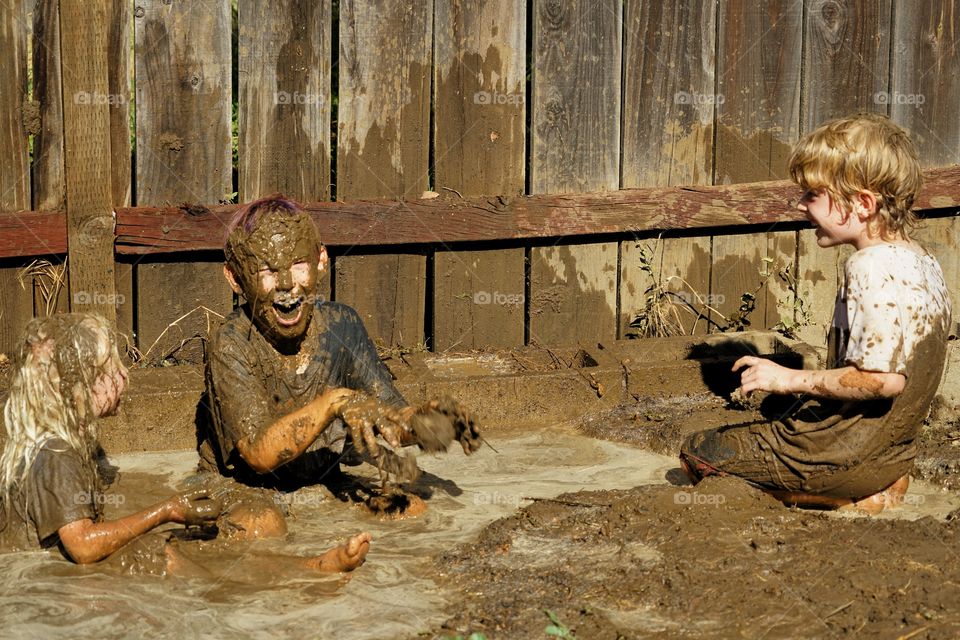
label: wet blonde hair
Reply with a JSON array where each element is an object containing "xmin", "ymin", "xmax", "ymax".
[
  {"xmin": 788, "ymin": 113, "xmax": 923, "ymax": 239},
  {"xmin": 1, "ymin": 314, "xmax": 124, "ymax": 498}
]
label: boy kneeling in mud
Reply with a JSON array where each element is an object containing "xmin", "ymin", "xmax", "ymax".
[
  {"xmin": 199, "ymin": 196, "xmax": 480, "ymax": 506},
  {"xmin": 0, "ymin": 314, "xmax": 368, "ymax": 574},
  {"xmin": 681, "ymin": 114, "xmax": 952, "ymax": 513}
]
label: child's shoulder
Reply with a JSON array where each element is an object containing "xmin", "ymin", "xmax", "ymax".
[
  {"xmin": 314, "ymin": 299, "xmax": 363, "ymax": 325},
  {"xmin": 846, "ymin": 242, "xmax": 938, "ymax": 275}
]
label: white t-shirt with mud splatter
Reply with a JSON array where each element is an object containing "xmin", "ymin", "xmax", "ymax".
[{"xmin": 832, "ymin": 243, "xmax": 951, "ymax": 375}]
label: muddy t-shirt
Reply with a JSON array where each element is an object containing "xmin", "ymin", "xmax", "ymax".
[
  {"xmin": 759, "ymin": 243, "xmax": 951, "ymax": 495},
  {"xmin": 204, "ymin": 300, "xmax": 407, "ymax": 485},
  {"xmin": 0, "ymin": 437, "xmax": 98, "ymax": 550}
]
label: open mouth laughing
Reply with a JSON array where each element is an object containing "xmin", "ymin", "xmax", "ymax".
[{"xmin": 272, "ymin": 294, "xmax": 304, "ymax": 327}]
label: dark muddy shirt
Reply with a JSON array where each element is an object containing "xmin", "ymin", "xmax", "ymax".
[
  {"xmin": 203, "ymin": 300, "xmax": 406, "ymax": 486},
  {"xmin": 758, "ymin": 243, "xmax": 952, "ymax": 495},
  {"xmin": 0, "ymin": 438, "xmax": 98, "ymax": 550}
]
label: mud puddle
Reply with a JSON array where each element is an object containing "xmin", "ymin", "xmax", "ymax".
[{"xmin": 0, "ymin": 428, "xmax": 675, "ymax": 639}]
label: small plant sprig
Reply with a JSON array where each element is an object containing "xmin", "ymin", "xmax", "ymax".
[{"xmin": 544, "ymin": 610, "xmax": 577, "ymax": 639}]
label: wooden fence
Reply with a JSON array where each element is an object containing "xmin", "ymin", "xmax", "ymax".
[{"xmin": 1, "ymin": 0, "xmax": 958, "ymax": 362}]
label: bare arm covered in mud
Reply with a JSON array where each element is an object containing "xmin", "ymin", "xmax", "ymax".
[
  {"xmin": 733, "ymin": 356, "xmax": 905, "ymax": 400},
  {"xmin": 235, "ymin": 388, "xmax": 409, "ymax": 472},
  {"xmin": 57, "ymin": 490, "xmax": 221, "ymax": 564}
]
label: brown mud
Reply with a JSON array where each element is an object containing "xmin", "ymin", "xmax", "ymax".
[{"xmin": 432, "ymin": 476, "xmax": 960, "ymax": 639}]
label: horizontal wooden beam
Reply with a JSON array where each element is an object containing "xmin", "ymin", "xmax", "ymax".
[{"xmin": 2, "ymin": 166, "xmax": 959, "ymax": 258}]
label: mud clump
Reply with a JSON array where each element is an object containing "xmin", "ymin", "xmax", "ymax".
[
  {"xmin": 430, "ymin": 477, "xmax": 960, "ymax": 639},
  {"xmin": 410, "ymin": 395, "xmax": 483, "ymax": 455}
]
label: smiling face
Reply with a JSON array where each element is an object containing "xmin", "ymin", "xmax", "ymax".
[
  {"xmin": 795, "ymin": 188, "xmax": 867, "ymax": 249},
  {"xmin": 228, "ymin": 211, "xmax": 325, "ymax": 349}
]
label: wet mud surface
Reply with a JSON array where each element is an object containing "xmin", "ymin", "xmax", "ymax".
[{"xmin": 432, "ymin": 477, "xmax": 960, "ymax": 639}]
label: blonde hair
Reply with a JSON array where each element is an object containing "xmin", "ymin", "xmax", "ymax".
[
  {"xmin": 788, "ymin": 113, "xmax": 923, "ymax": 239},
  {"xmin": 1, "ymin": 314, "xmax": 124, "ymax": 501}
]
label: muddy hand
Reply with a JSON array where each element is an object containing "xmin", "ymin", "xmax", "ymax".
[
  {"xmin": 170, "ymin": 488, "xmax": 223, "ymax": 527},
  {"xmin": 339, "ymin": 394, "xmax": 407, "ymax": 458}
]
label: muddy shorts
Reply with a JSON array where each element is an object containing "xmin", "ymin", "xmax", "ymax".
[{"xmin": 679, "ymin": 424, "xmax": 909, "ymax": 499}]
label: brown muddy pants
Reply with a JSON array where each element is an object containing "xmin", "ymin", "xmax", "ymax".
[{"xmin": 679, "ymin": 423, "xmax": 910, "ymax": 500}]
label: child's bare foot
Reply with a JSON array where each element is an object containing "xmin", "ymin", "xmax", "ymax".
[
  {"xmin": 842, "ymin": 475, "xmax": 910, "ymax": 515},
  {"xmin": 306, "ymin": 532, "xmax": 372, "ymax": 572}
]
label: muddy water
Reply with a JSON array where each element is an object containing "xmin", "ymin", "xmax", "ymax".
[{"xmin": 0, "ymin": 428, "xmax": 677, "ymax": 639}]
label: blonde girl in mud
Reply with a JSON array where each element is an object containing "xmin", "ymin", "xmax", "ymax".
[{"xmin": 0, "ymin": 313, "xmax": 370, "ymax": 573}]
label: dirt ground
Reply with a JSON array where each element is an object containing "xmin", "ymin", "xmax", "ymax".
[{"xmin": 426, "ymin": 389, "xmax": 960, "ymax": 639}]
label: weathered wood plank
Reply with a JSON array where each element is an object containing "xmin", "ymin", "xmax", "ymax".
[
  {"xmin": 335, "ymin": 0, "xmax": 431, "ymax": 347},
  {"xmin": 714, "ymin": 0, "xmax": 802, "ymax": 331},
  {"xmin": 434, "ymin": 249, "xmax": 525, "ymax": 350},
  {"xmin": 0, "ymin": 1, "xmax": 34, "ymax": 353},
  {"xmin": 795, "ymin": 0, "xmax": 891, "ymax": 349},
  {"xmin": 891, "ymin": 0, "xmax": 960, "ymax": 167},
  {"xmin": 529, "ymin": 243, "xmax": 618, "ymax": 346},
  {"xmin": 795, "ymin": 229, "xmax": 853, "ymax": 354},
  {"xmin": 529, "ymin": 0, "xmax": 620, "ymax": 346},
  {"xmin": 802, "ymin": 0, "xmax": 891, "ymax": 131},
  {"xmin": 620, "ymin": 0, "xmax": 717, "ymax": 337},
  {"xmin": 621, "ymin": 0, "xmax": 716, "ymax": 188},
  {"xmin": 59, "ymin": 0, "xmax": 117, "ymax": 322},
  {"xmin": 238, "ymin": 0, "xmax": 331, "ymax": 202},
  {"xmin": 108, "ymin": 0, "xmax": 133, "ymax": 342},
  {"xmin": 4, "ymin": 166, "xmax": 959, "ymax": 258},
  {"xmin": 912, "ymin": 216, "xmax": 960, "ymax": 323},
  {"xmin": 433, "ymin": 0, "xmax": 526, "ymax": 350},
  {"xmin": 31, "ymin": 0, "xmax": 65, "ymax": 212},
  {"xmin": 620, "ymin": 235, "xmax": 713, "ymax": 337},
  {"xmin": 134, "ymin": 0, "xmax": 233, "ymax": 359},
  {"xmin": 334, "ymin": 254, "xmax": 426, "ymax": 348}
]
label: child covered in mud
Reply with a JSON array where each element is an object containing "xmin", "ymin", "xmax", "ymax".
[
  {"xmin": 0, "ymin": 313, "xmax": 370, "ymax": 574},
  {"xmin": 200, "ymin": 195, "xmax": 480, "ymax": 496},
  {"xmin": 680, "ymin": 114, "xmax": 952, "ymax": 513}
]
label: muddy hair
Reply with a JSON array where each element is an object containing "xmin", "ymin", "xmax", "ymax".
[
  {"xmin": 0, "ymin": 314, "xmax": 122, "ymax": 504},
  {"xmin": 223, "ymin": 193, "xmax": 321, "ymax": 283},
  {"xmin": 788, "ymin": 113, "xmax": 923, "ymax": 240}
]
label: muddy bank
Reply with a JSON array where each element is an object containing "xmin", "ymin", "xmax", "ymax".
[{"xmin": 430, "ymin": 476, "xmax": 960, "ymax": 639}]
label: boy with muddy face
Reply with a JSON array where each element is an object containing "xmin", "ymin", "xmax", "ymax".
[
  {"xmin": 200, "ymin": 196, "xmax": 480, "ymax": 490},
  {"xmin": 680, "ymin": 114, "xmax": 952, "ymax": 514}
]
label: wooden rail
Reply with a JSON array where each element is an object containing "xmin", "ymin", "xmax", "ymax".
[{"xmin": 2, "ymin": 166, "xmax": 958, "ymax": 259}]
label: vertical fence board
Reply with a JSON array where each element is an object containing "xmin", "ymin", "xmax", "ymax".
[
  {"xmin": 108, "ymin": 0, "xmax": 133, "ymax": 340},
  {"xmin": 795, "ymin": 0, "xmax": 891, "ymax": 350},
  {"xmin": 891, "ymin": 0, "xmax": 960, "ymax": 168},
  {"xmin": 433, "ymin": 0, "xmax": 525, "ymax": 350},
  {"xmin": 714, "ymin": 0, "xmax": 802, "ymax": 332},
  {"xmin": 529, "ymin": 0, "xmax": 620, "ymax": 346},
  {"xmin": 31, "ymin": 0, "xmax": 64, "ymax": 211},
  {"xmin": 335, "ymin": 0, "xmax": 431, "ymax": 347},
  {"xmin": 620, "ymin": 235, "xmax": 713, "ymax": 337},
  {"xmin": 802, "ymin": 0, "xmax": 891, "ymax": 131},
  {"xmin": 913, "ymin": 217, "xmax": 960, "ymax": 324},
  {"xmin": 797, "ymin": 229, "xmax": 853, "ymax": 358},
  {"xmin": 134, "ymin": 0, "xmax": 232, "ymax": 361},
  {"xmin": 619, "ymin": 0, "xmax": 716, "ymax": 336},
  {"xmin": 334, "ymin": 254, "xmax": 426, "ymax": 347},
  {"xmin": 0, "ymin": 0, "xmax": 32, "ymax": 353},
  {"xmin": 238, "ymin": 0, "xmax": 331, "ymax": 202}
]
